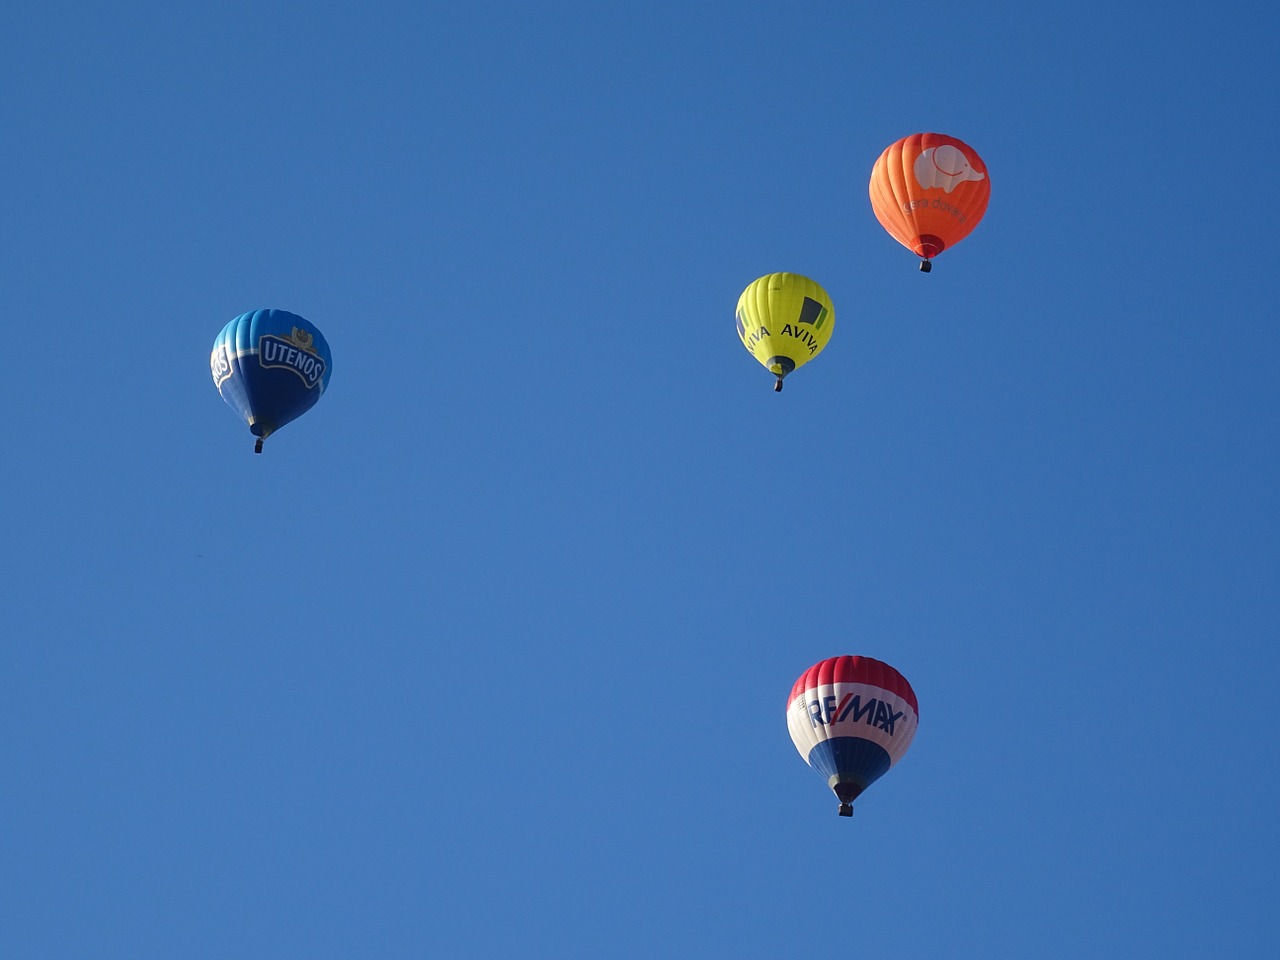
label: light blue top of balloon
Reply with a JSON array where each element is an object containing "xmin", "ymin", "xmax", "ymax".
[{"xmin": 212, "ymin": 309, "xmax": 333, "ymax": 393}]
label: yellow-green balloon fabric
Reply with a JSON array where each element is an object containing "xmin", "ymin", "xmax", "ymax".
[{"xmin": 735, "ymin": 273, "xmax": 834, "ymax": 388}]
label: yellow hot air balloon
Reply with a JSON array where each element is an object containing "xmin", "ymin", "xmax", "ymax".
[{"xmin": 736, "ymin": 273, "xmax": 834, "ymax": 391}]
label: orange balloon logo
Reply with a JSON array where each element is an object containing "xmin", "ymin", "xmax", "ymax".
[{"xmin": 869, "ymin": 133, "xmax": 990, "ymax": 272}]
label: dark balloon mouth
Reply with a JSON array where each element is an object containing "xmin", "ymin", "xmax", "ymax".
[
  {"xmin": 832, "ymin": 779, "xmax": 866, "ymax": 804},
  {"xmin": 766, "ymin": 356, "xmax": 796, "ymax": 377},
  {"xmin": 914, "ymin": 235, "xmax": 946, "ymax": 259}
]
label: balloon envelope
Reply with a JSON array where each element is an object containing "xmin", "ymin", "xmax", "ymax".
[
  {"xmin": 787, "ymin": 655, "xmax": 918, "ymax": 815},
  {"xmin": 735, "ymin": 272, "xmax": 834, "ymax": 390},
  {"xmin": 869, "ymin": 132, "xmax": 990, "ymax": 267},
  {"xmin": 211, "ymin": 309, "xmax": 332, "ymax": 451}
]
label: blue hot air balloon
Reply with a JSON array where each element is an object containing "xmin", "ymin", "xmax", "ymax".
[{"xmin": 211, "ymin": 309, "xmax": 333, "ymax": 452}]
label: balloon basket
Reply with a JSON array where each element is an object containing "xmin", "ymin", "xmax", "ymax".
[
  {"xmin": 838, "ymin": 803, "xmax": 853, "ymax": 817},
  {"xmin": 254, "ymin": 438, "xmax": 264, "ymax": 454},
  {"xmin": 774, "ymin": 379, "xmax": 784, "ymax": 393},
  {"xmin": 919, "ymin": 260, "xmax": 932, "ymax": 273}
]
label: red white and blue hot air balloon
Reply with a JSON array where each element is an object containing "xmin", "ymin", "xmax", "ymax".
[{"xmin": 787, "ymin": 656, "xmax": 918, "ymax": 817}]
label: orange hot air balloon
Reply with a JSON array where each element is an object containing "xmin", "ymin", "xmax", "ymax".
[{"xmin": 869, "ymin": 133, "xmax": 990, "ymax": 272}]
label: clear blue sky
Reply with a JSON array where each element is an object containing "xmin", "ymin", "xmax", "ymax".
[{"xmin": 2, "ymin": 2, "xmax": 1277, "ymax": 957}]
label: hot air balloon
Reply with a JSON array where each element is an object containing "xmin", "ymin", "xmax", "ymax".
[
  {"xmin": 787, "ymin": 655, "xmax": 918, "ymax": 817},
  {"xmin": 736, "ymin": 273, "xmax": 834, "ymax": 391},
  {"xmin": 869, "ymin": 133, "xmax": 990, "ymax": 272},
  {"xmin": 210, "ymin": 309, "xmax": 332, "ymax": 453}
]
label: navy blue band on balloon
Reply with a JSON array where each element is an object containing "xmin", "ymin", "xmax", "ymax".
[{"xmin": 806, "ymin": 737, "xmax": 892, "ymax": 792}]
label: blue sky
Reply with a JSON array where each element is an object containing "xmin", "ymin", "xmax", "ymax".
[{"xmin": 2, "ymin": 2, "xmax": 1277, "ymax": 957}]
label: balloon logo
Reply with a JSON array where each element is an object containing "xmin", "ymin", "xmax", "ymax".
[
  {"xmin": 736, "ymin": 273, "xmax": 835, "ymax": 392},
  {"xmin": 913, "ymin": 144, "xmax": 986, "ymax": 193},
  {"xmin": 869, "ymin": 132, "xmax": 990, "ymax": 271},
  {"xmin": 787, "ymin": 656, "xmax": 918, "ymax": 817},
  {"xmin": 211, "ymin": 309, "xmax": 333, "ymax": 453}
]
